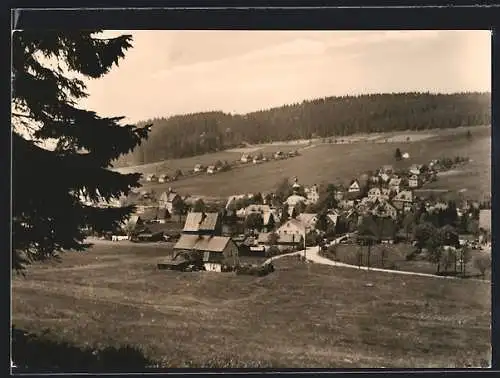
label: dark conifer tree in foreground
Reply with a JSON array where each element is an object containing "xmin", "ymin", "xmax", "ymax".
[{"xmin": 12, "ymin": 31, "xmax": 150, "ymax": 270}]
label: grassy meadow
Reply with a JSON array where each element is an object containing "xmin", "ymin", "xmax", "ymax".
[
  {"xmin": 325, "ymin": 243, "xmax": 491, "ymax": 280},
  {"xmin": 133, "ymin": 126, "xmax": 490, "ymax": 200},
  {"xmin": 12, "ymin": 242, "xmax": 491, "ymax": 368}
]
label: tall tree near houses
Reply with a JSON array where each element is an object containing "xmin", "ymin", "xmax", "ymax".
[
  {"xmin": 172, "ymin": 197, "xmax": 187, "ymax": 225},
  {"xmin": 12, "ymin": 31, "xmax": 150, "ymax": 270}
]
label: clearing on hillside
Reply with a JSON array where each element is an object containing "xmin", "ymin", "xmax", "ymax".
[{"xmin": 139, "ymin": 126, "xmax": 490, "ymax": 199}]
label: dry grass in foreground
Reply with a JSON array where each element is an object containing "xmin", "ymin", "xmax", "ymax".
[{"xmin": 12, "ymin": 243, "xmax": 491, "ymax": 369}]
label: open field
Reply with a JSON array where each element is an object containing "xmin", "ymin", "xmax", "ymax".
[
  {"xmin": 136, "ymin": 126, "xmax": 490, "ymax": 200},
  {"xmin": 12, "ymin": 243, "xmax": 490, "ymax": 368}
]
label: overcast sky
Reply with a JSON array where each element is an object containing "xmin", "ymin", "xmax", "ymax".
[{"xmin": 78, "ymin": 30, "xmax": 491, "ymax": 123}]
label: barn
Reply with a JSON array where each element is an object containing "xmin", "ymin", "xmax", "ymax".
[{"xmin": 173, "ymin": 234, "xmax": 239, "ymax": 272}]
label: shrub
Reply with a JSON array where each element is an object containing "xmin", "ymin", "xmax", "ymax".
[
  {"xmin": 472, "ymin": 253, "xmax": 491, "ymax": 278},
  {"xmin": 11, "ymin": 327, "xmax": 157, "ymax": 371},
  {"xmin": 265, "ymin": 246, "xmax": 281, "ymax": 257},
  {"xmin": 235, "ymin": 263, "xmax": 274, "ymax": 276}
]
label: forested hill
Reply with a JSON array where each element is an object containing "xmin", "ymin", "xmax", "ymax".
[{"xmin": 114, "ymin": 92, "xmax": 490, "ymax": 167}]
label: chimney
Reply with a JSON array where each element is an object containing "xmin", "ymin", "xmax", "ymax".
[{"xmin": 199, "ymin": 211, "xmax": 207, "ymax": 225}]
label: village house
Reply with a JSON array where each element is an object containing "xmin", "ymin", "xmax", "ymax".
[
  {"xmin": 140, "ymin": 207, "xmax": 169, "ymax": 224},
  {"xmin": 408, "ymin": 174, "xmax": 421, "ymax": 188},
  {"xmin": 367, "ymin": 187, "xmax": 383, "ymax": 201},
  {"xmin": 182, "ymin": 212, "xmax": 222, "ymax": 236},
  {"xmin": 379, "ymin": 172, "xmax": 391, "ymax": 183},
  {"xmin": 158, "ymin": 188, "xmax": 182, "ymax": 214},
  {"xmin": 326, "ymin": 210, "xmax": 340, "ymax": 228},
  {"xmin": 277, "ymin": 218, "xmax": 307, "ymax": 239},
  {"xmin": 225, "ymin": 194, "xmax": 247, "ymax": 210},
  {"xmin": 370, "ymin": 200, "xmax": 398, "ymax": 220},
  {"xmin": 392, "ymin": 190, "xmax": 414, "ymax": 212},
  {"xmin": 146, "ymin": 174, "xmax": 158, "ymax": 182},
  {"xmin": 173, "ymin": 234, "xmax": 239, "ymax": 272},
  {"xmin": 257, "ymin": 232, "xmax": 302, "ymax": 251},
  {"xmin": 348, "ymin": 179, "xmax": 361, "ymax": 193},
  {"xmin": 380, "ymin": 187, "xmax": 392, "ymax": 201},
  {"xmin": 356, "ymin": 199, "xmax": 373, "ymax": 216},
  {"xmin": 425, "ymin": 201, "xmax": 449, "ymax": 213},
  {"xmin": 388, "ymin": 177, "xmax": 402, "ymax": 193},
  {"xmin": 240, "ymin": 204, "xmax": 279, "ymax": 232},
  {"xmin": 409, "ymin": 164, "xmax": 422, "ymax": 176},
  {"xmin": 207, "ymin": 165, "xmax": 217, "ymax": 174},
  {"xmin": 252, "ymin": 156, "xmax": 262, "ymax": 164},
  {"xmin": 240, "ymin": 153, "xmax": 252, "ymax": 163},
  {"xmin": 345, "ymin": 208, "xmax": 363, "ymax": 228},
  {"xmin": 370, "ymin": 175, "xmax": 380, "ymax": 185},
  {"xmin": 338, "ymin": 198, "xmax": 356, "ymax": 210},
  {"xmin": 295, "ymin": 213, "xmax": 319, "ymax": 231},
  {"xmin": 380, "ymin": 165, "xmax": 394, "ymax": 175},
  {"xmin": 305, "ymin": 184, "xmax": 320, "ymax": 204},
  {"xmin": 274, "ymin": 151, "xmax": 284, "ymax": 159},
  {"xmin": 158, "ymin": 174, "xmax": 169, "ymax": 183},
  {"xmin": 193, "ymin": 164, "xmax": 204, "ymax": 173}
]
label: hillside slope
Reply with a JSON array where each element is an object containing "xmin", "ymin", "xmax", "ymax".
[{"xmin": 114, "ymin": 92, "xmax": 490, "ymax": 167}]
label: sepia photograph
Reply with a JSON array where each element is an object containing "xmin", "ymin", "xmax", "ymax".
[{"xmin": 11, "ymin": 29, "xmax": 491, "ymax": 370}]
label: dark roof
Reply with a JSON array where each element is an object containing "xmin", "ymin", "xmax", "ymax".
[
  {"xmin": 144, "ymin": 222, "xmax": 169, "ymax": 234},
  {"xmin": 183, "ymin": 212, "xmax": 220, "ymax": 232}
]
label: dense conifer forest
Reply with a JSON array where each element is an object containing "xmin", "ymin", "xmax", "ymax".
[{"xmin": 114, "ymin": 92, "xmax": 490, "ymax": 167}]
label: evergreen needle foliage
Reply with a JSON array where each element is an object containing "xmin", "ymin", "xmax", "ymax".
[
  {"xmin": 12, "ymin": 30, "xmax": 150, "ymax": 270},
  {"xmin": 116, "ymin": 92, "xmax": 490, "ymax": 165}
]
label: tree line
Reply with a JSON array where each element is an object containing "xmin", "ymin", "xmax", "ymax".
[{"xmin": 114, "ymin": 92, "xmax": 490, "ymax": 167}]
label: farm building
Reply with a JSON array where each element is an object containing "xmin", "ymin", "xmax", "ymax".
[
  {"xmin": 158, "ymin": 188, "xmax": 182, "ymax": 214},
  {"xmin": 173, "ymin": 235, "xmax": 239, "ymax": 272},
  {"xmin": 207, "ymin": 165, "xmax": 217, "ymax": 174},
  {"xmin": 193, "ymin": 164, "xmax": 204, "ymax": 173},
  {"xmin": 182, "ymin": 212, "xmax": 222, "ymax": 236},
  {"xmin": 402, "ymin": 152, "xmax": 410, "ymax": 159}
]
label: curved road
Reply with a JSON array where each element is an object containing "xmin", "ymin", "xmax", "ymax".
[{"xmin": 265, "ymin": 234, "xmax": 487, "ymax": 282}]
